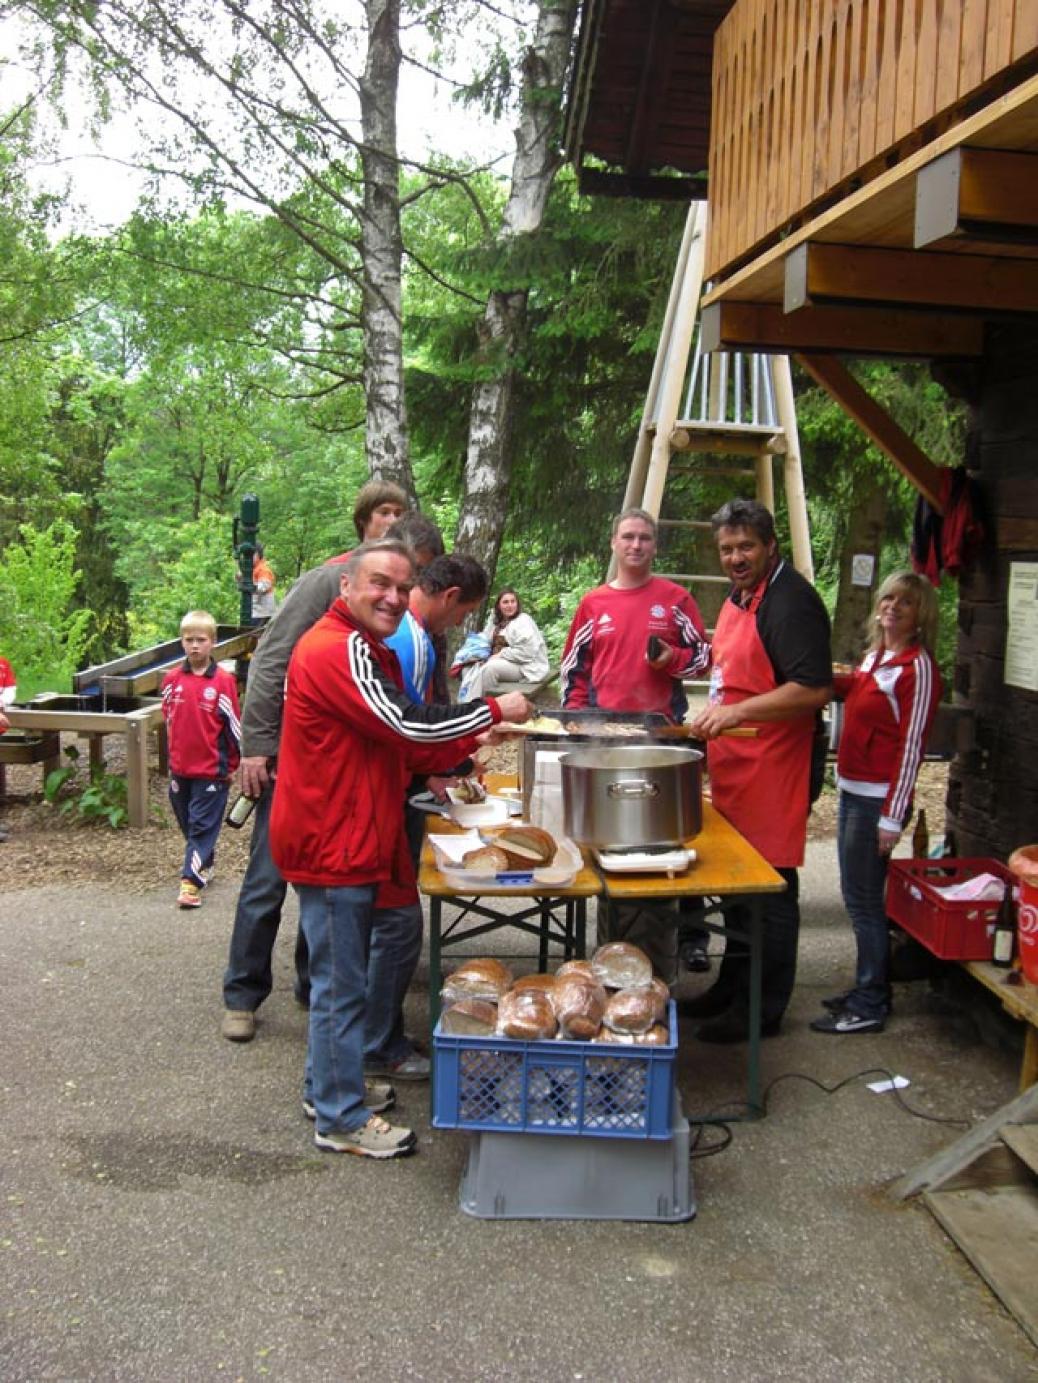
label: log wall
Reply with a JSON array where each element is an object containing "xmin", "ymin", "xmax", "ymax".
[{"xmin": 947, "ymin": 323, "xmax": 1038, "ymax": 858}]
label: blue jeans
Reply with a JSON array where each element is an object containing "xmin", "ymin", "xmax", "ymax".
[
  {"xmin": 299, "ymin": 887, "xmax": 422, "ymax": 1132},
  {"xmin": 222, "ymin": 780, "xmax": 309, "ymax": 1012},
  {"xmin": 837, "ymin": 790, "xmax": 892, "ymax": 1021}
]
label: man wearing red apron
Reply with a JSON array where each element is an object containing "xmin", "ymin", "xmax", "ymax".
[{"xmin": 686, "ymin": 500, "xmax": 831, "ymax": 1042}]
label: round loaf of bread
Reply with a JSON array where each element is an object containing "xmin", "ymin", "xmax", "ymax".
[
  {"xmin": 602, "ymin": 986, "xmax": 657, "ymax": 1034},
  {"xmin": 647, "ymin": 977, "xmax": 669, "ymax": 1022},
  {"xmin": 442, "ymin": 956, "xmax": 513, "ymax": 1002},
  {"xmin": 633, "ymin": 1022, "xmax": 669, "ymax": 1046},
  {"xmin": 461, "ymin": 845, "xmax": 509, "ymax": 874},
  {"xmin": 439, "ymin": 998, "xmax": 498, "ymax": 1036},
  {"xmin": 497, "ymin": 989, "xmax": 557, "ymax": 1041},
  {"xmin": 490, "ymin": 825, "xmax": 557, "ymax": 868},
  {"xmin": 511, "ymin": 972, "xmax": 557, "ymax": 996},
  {"xmin": 591, "ymin": 941, "xmax": 653, "ymax": 991},
  {"xmin": 553, "ymin": 976, "xmax": 606, "ymax": 1040},
  {"xmin": 593, "ymin": 1026, "xmax": 633, "ymax": 1044},
  {"xmin": 556, "ymin": 959, "xmax": 595, "ymax": 982}
]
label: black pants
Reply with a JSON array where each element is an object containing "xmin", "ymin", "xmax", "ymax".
[{"xmin": 709, "ymin": 867, "xmax": 801, "ymax": 1026}]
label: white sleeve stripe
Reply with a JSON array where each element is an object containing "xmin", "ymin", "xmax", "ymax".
[
  {"xmin": 672, "ymin": 606, "xmax": 710, "ymax": 673},
  {"xmin": 888, "ymin": 657, "xmax": 932, "ymax": 823},
  {"xmin": 560, "ymin": 619, "xmax": 594, "ymax": 699},
  {"xmin": 217, "ymin": 694, "xmax": 242, "ymax": 743},
  {"xmin": 348, "ymin": 634, "xmax": 492, "ymax": 741}
]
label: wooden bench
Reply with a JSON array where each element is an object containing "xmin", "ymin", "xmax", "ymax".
[
  {"xmin": 963, "ymin": 960, "xmax": 1038, "ymax": 1092},
  {"xmin": 0, "ymin": 730, "xmax": 63, "ymax": 796}
]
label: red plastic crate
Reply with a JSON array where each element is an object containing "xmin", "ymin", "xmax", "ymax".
[{"xmin": 886, "ymin": 857, "xmax": 1013, "ymax": 961}]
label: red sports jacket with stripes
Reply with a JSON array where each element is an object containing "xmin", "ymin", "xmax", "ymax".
[
  {"xmin": 161, "ymin": 661, "xmax": 241, "ymax": 779},
  {"xmin": 270, "ymin": 598, "xmax": 500, "ymax": 900},
  {"xmin": 835, "ymin": 644, "xmax": 941, "ymax": 834}
]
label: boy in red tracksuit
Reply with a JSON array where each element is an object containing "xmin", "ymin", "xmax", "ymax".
[
  {"xmin": 161, "ymin": 612, "xmax": 241, "ymax": 909},
  {"xmin": 0, "ymin": 655, "xmax": 15, "ymax": 843}
]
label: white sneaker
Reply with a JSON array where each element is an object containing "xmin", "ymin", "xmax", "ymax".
[
  {"xmin": 302, "ymin": 1081, "xmax": 395, "ymax": 1119},
  {"xmin": 314, "ymin": 1114, "xmax": 417, "ymax": 1159}
]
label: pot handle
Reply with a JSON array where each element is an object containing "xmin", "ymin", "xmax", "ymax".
[{"xmin": 607, "ymin": 779, "xmax": 659, "ymax": 800}]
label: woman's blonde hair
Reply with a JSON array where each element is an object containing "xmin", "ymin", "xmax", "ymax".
[{"xmin": 866, "ymin": 571, "xmax": 939, "ymax": 654}]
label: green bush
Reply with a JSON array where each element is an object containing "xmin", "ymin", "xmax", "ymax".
[{"xmin": 0, "ymin": 521, "xmax": 94, "ymax": 699}]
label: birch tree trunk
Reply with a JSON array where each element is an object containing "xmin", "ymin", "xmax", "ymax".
[
  {"xmin": 359, "ymin": 0, "xmax": 417, "ymax": 505},
  {"xmin": 455, "ymin": 0, "xmax": 577, "ymax": 578}
]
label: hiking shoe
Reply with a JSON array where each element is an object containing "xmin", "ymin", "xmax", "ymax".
[
  {"xmin": 364, "ymin": 1052, "xmax": 430, "ymax": 1082},
  {"xmin": 810, "ymin": 1009, "xmax": 885, "ymax": 1035},
  {"xmin": 302, "ymin": 1081, "xmax": 395, "ymax": 1120},
  {"xmin": 221, "ymin": 1008, "xmax": 257, "ymax": 1042},
  {"xmin": 177, "ymin": 881, "xmax": 202, "ymax": 909},
  {"xmin": 314, "ymin": 1114, "xmax": 417, "ymax": 1159}
]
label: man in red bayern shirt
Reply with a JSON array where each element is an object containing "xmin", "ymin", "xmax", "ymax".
[{"xmin": 561, "ymin": 508, "xmax": 710, "ymax": 976}]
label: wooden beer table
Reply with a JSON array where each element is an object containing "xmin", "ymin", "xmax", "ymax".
[
  {"xmin": 597, "ymin": 799, "xmax": 787, "ymax": 1121},
  {"xmin": 418, "ymin": 777, "xmax": 601, "ymax": 1031}
]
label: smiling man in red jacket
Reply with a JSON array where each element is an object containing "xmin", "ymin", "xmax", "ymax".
[{"xmin": 270, "ymin": 540, "xmax": 531, "ymax": 1159}]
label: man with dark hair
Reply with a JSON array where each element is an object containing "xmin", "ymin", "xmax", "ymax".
[
  {"xmin": 387, "ymin": 555, "xmax": 488, "ymax": 703},
  {"xmin": 269, "ymin": 540, "xmax": 530, "ymax": 1156},
  {"xmin": 684, "ymin": 498, "xmax": 832, "ymax": 1042}
]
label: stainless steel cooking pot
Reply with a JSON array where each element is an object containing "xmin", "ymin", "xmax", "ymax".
[{"xmin": 560, "ymin": 745, "xmax": 703, "ymax": 850}]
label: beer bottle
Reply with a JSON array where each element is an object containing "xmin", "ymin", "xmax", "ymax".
[
  {"xmin": 226, "ymin": 793, "xmax": 257, "ymax": 829},
  {"xmin": 911, "ymin": 809, "xmax": 929, "ymax": 859},
  {"xmin": 992, "ymin": 884, "xmax": 1015, "ymax": 968}
]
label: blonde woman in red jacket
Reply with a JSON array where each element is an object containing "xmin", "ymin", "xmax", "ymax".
[{"xmin": 811, "ymin": 571, "xmax": 942, "ymax": 1035}]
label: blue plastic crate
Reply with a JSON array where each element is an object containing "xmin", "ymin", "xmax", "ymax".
[{"xmin": 433, "ymin": 1001, "xmax": 677, "ymax": 1140}]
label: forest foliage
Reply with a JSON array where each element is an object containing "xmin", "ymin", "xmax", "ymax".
[{"xmin": 0, "ymin": 5, "xmax": 967, "ymax": 700}]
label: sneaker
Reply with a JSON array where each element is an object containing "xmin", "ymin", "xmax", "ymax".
[
  {"xmin": 810, "ymin": 1009, "xmax": 885, "ymax": 1035},
  {"xmin": 314, "ymin": 1114, "xmax": 417, "ymax": 1159},
  {"xmin": 364, "ymin": 1052, "xmax": 431, "ymax": 1082},
  {"xmin": 302, "ymin": 1080, "xmax": 395, "ymax": 1120},
  {"xmin": 177, "ymin": 881, "xmax": 202, "ymax": 909},
  {"xmin": 221, "ymin": 1008, "xmax": 257, "ymax": 1042},
  {"xmin": 821, "ymin": 990, "xmax": 852, "ymax": 1012}
]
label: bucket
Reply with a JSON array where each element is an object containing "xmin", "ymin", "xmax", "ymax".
[{"xmin": 1008, "ymin": 846, "xmax": 1038, "ymax": 985}]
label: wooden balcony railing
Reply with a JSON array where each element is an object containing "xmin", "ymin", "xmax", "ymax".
[{"xmin": 706, "ymin": 0, "xmax": 1038, "ymax": 280}]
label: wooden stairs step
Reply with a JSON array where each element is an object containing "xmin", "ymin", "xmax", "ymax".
[
  {"xmin": 1000, "ymin": 1123, "xmax": 1038, "ymax": 1176},
  {"xmin": 923, "ymin": 1181, "xmax": 1038, "ymax": 1348}
]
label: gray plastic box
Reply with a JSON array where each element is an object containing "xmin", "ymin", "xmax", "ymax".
[{"xmin": 458, "ymin": 1094, "xmax": 695, "ymax": 1222}]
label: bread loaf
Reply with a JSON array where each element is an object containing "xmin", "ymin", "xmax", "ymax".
[
  {"xmin": 591, "ymin": 942, "xmax": 653, "ymax": 991},
  {"xmin": 461, "ymin": 845, "xmax": 509, "ymax": 874},
  {"xmin": 556, "ymin": 959, "xmax": 595, "ymax": 982},
  {"xmin": 442, "ymin": 956, "xmax": 513, "ymax": 1002},
  {"xmin": 497, "ymin": 989, "xmax": 557, "ymax": 1041},
  {"xmin": 489, "ymin": 825, "xmax": 557, "ymax": 868},
  {"xmin": 647, "ymin": 977, "xmax": 670, "ymax": 1022},
  {"xmin": 553, "ymin": 976, "xmax": 606, "ymax": 1040},
  {"xmin": 512, "ymin": 972, "xmax": 557, "ymax": 996},
  {"xmin": 593, "ymin": 1026, "xmax": 633, "ymax": 1044},
  {"xmin": 602, "ymin": 986, "xmax": 657, "ymax": 1034},
  {"xmin": 439, "ymin": 998, "xmax": 498, "ymax": 1036},
  {"xmin": 633, "ymin": 1022, "xmax": 669, "ymax": 1046}
]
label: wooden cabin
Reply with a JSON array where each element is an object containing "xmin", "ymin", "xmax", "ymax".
[{"xmin": 565, "ymin": 0, "xmax": 1038, "ymax": 862}]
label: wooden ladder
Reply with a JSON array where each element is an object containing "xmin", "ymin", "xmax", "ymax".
[
  {"xmin": 611, "ymin": 202, "xmax": 813, "ymax": 594},
  {"xmin": 892, "ymin": 1082, "xmax": 1038, "ymax": 1348}
]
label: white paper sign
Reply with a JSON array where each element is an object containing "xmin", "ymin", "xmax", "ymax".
[
  {"xmin": 1005, "ymin": 561, "xmax": 1038, "ymax": 692},
  {"xmin": 851, "ymin": 553, "xmax": 876, "ymax": 587}
]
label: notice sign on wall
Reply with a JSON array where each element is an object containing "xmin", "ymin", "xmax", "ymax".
[{"xmin": 1005, "ymin": 561, "xmax": 1038, "ymax": 692}]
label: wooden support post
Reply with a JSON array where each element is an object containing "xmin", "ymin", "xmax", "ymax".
[
  {"xmin": 156, "ymin": 722, "xmax": 169, "ymax": 776},
  {"xmin": 125, "ymin": 713, "xmax": 151, "ymax": 830},
  {"xmin": 87, "ymin": 734, "xmax": 104, "ymax": 775},
  {"xmin": 890, "ymin": 1082, "xmax": 1038, "ymax": 1201},
  {"xmin": 771, "ymin": 356, "xmax": 814, "ymax": 581},
  {"xmin": 754, "ymin": 450, "xmax": 775, "ymax": 515},
  {"xmin": 797, "ymin": 353, "xmax": 945, "ymax": 510}
]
